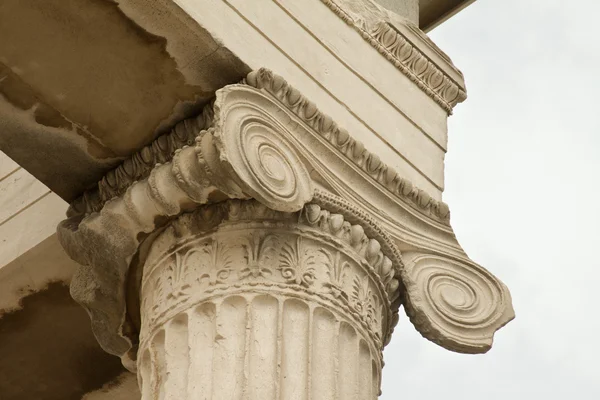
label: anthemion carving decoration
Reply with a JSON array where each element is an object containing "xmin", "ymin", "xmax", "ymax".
[
  {"xmin": 134, "ymin": 198, "xmax": 398, "ymax": 399},
  {"xmin": 58, "ymin": 68, "xmax": 513, "ymax": 398},
  {"xmin": 319, "ymin": 0, "xmax": 467, "ymax": 113}
]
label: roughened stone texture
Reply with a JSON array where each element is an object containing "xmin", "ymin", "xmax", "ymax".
[
  {"xmin": 81, "ymin": 373, "xmax": 140, "ymax": 400},
  {"xmin": 375, "ymin": 0, "xmax": 419, "ymax": 23}
]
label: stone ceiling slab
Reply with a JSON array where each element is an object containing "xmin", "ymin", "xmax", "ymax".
[
  {"xmin": 0, "ymin": 0, "xmax": 248, "ymax": 201},
  {"xmin": 0, "ymin": 282, "xmax": 126, "ymax": 400}
]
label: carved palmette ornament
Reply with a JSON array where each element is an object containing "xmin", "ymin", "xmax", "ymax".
[
  {"xmin": 139, "ymin": 199, "xmax": 400, "ymax": 350},
  {"xmin": 134, "ymin": 199, "xmax": 398, "ymax": 399}
]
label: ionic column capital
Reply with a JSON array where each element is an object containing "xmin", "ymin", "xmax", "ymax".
[{"xmin": 58, "ymin": 68, "xmax": 513, "ymax": 366}]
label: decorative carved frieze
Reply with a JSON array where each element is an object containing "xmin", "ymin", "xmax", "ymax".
[
  {"xmin": 367, "ymin": 22, "xmax": 466, "ymax": 111},
  {"xmin": 58, "ymin": 68, "xmax": 513, "ymax": 368},
  {"xmin": 319, "ymin": 0, "xmax": 467, "ymax": 113},
  {"xmin": 140, "ymin": 199, "xmax": 397, "ymax": 344},
  {"xmin": 136, "ymin": 199, "xmax": 391, "ymax": 399}
]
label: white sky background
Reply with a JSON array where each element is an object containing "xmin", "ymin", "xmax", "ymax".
[{"xmin": 381, "ymin": 0, "xmax": 600, "ymax": 399}]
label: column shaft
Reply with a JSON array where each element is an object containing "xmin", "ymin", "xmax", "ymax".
[{"xmin": 139, "ymin": 293, "xmax": 380, "ymax": 400}]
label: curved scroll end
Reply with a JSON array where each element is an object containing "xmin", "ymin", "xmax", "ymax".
[
  {"xmin": 211, "ymin": 84, "xmax": 314, "ymax": 212},
  {"xmin": 401, "ymin": 252, "xmax": 514, "ymax": 354}
]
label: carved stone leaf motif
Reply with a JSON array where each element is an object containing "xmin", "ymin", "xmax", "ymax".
[
  {"xmin": 352, "ymin": 275, "xmax": 376, "ymax": 328},
  {"xmin": 164, "ymin": 253, "xmax": 191, "ymax": 302},
  {"xmin": 367, "ymin": 22, "xmax": 466, "ymax": 111},
  {"xmin": 321, "ymin": 250, "xmax": 350, "ymax": 299},
  {"xmin": 241, "ymin": 232, "xmax": 278, "ymax": 279},
  {"xmin": 317, "ymin": 0, "xmax": 466, "ymax": 114},
  {"xmin": 279, "ymin": 236, "xmax": 318, "ymax": 287},
  {"xmin": 147, "ymin": 275, "xmax": 164, "ymax": 316},
  {"xmin": 145, "ymin": 253, "xmax": 192, "ymax": 318},
  {"xmin": 370, "ymin": 292, "xmax": 381, "ymax": 338},
  {"xmin": 185, "ymin": 239, "xmax": 233, "ymax": 286}
]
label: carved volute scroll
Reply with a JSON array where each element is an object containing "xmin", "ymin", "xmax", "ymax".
[
  {"xmin": 58, "ymin": 78, "xmax": 317, "ymax": 357},
  {"xmin": 401, "ymin": 252, "xmax": 514, "ymax": 353},
  {"xmin": 242, "ymin": 69, "xmax": 514, "ymax": 353},
  {"xmin": 58, "ymin": 68, "xmax": 513, "ymax": 370}
]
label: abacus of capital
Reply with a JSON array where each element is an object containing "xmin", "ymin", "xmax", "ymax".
[{"xmin": 57, "ymin": 68, "xmax": 514, "ymax": 399}]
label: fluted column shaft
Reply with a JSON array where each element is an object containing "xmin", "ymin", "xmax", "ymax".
[
  {"xmin": 137, "ymin": 200, "xmax": 398, "ymax": 400},
  {"xmin": 139, "ymin": 293, "xmax": 380, "ymax": 400}
]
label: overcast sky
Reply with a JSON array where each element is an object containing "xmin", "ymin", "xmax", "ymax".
[{"xmin": 381, "ymin": 1, "xmax": 600, "ymax": 399}]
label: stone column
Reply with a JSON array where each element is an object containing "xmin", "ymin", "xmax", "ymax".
[
  {"xmin": 57, "ymin": 69, "xmax": 513, "ymax": 399},
  {"xmin": 136, "ymin": 200, "xmax": 397, "ymax": 399}
]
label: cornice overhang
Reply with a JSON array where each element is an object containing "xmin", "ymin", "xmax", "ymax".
[
  {"xmin": 420, "ymin": 0, "xmax": 477, "ymax": 32},
  {"xmin": 322, "ymin": 0, "xmax": 467, "ymax": 113},
  {"xmin": 59, "ymin": 68, "xmax": 512, "ymax": 362}
]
